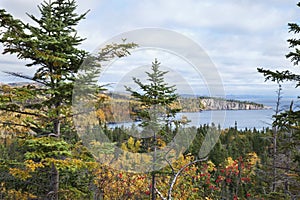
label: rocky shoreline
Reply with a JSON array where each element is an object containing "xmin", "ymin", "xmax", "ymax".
[{"xmin": 198, "ymin": 97, "xmax": 271, "ymax": 111}]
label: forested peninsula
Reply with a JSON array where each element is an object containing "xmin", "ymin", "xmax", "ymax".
[
  {"xmin": 108, "ymin": 92, "xmax": 269, "ymax": 112},
  {"xmin": 97, "ymin": 93, "xmax": 270, "ymax": 123}
]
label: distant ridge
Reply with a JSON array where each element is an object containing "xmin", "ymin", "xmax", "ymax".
[
  {"xmin": 0, "ymin": 82, "xmax": 271, "ymax": 111},
  {"xmin": 105, "ymin": 92, "xmax": 271, "ymax": 112}
]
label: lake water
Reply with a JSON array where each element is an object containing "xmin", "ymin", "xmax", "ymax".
[
  {"xmin": 109, "ymin": 95, "xmax": 299, "ymax": 130},
  {"xmin": 176, "ymin": 109, "xmax": 273, "ymax": 130},
  {"xmin": 204, "ymin": 95, "xmax": 299, "ymax": 130}
]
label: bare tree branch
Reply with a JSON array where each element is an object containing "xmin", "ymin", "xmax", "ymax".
[
  {"xmin": 154, "ymin": 187, "xmax": 166, "ymax": 200},
  {"xmin": 167, "ymin": 157, "xmax": 207, "ymax": 200}
]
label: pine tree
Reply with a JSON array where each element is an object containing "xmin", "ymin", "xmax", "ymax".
[
  {"xmin": 125, "ymin": 59, "xmax": 180, "ymax": 127},
  {"xmin": 125, "ymin": 59, "xmax": 180, "ymax": 200},
  {"xmin": 257, "ymin": 2, "xmax": 300, "ymax": 198},
  {"xmin": 0, "ymin": 0, "xmax": 89, "ymax": 138},
  {"xmin": 0, "ymin": 0, "xmax": 136, "ymax": 199}
]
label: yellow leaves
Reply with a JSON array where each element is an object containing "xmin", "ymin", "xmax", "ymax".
[
  {"xmin": 207, "ymin": 160, "xmax": 216, "ymax": 172},
  {"xmin": 225, "ymin": 157, "xmax": 234, "ymax": 168},
  {"xmin": 94, "ymin": 94, "xmax": 110, "ymax": 120},
  {"xmin": 0, "ymin": 183, "xmax": 37, "ymax": 200},
  {"xmin": 97, "ymin": 93, "xmax": 110, "ymax": 101},
  {"xmin": 9, "ymin": 158, "xmax": 93, "ymax": 182},
  {"xmin": 245, "ymin": 152, "xmax": 260, "ymax": 175},
  {"xmin": 43, "ymin": 158, "xmax": 88, "ymax": 171},
  {"xmin": 90, "ymin": 140, "xmax": 101, "ymax": 147},
  {"xmin": 51, "ymin": 74, "xmax": 62, "ymax": 79},
  {"xmin": 0, "ymin": 111, "xmax": 30, "ymax": 136},
  {"xmin": 74, "ymin": 110, "xmax": 99, "ymax": 129},
  {"xmin": 92, "ymin": 165, "xmax": 150, "ymax": 200},
  {"xmin": 157, "ymin": 137, "xmax": 166, "ymax": 148},
  {"xmin": 96, "ymin": 109, "xmax": 106, "ymax": 122},
  {"xmin": 85, "ymin": 161, "xmax": 99, "ymax": 170},
  {"xmin": 121, "ymin": 137, "xmax": 141, "ymax": 153},
  {"xmin": 167, "ymin": 154, "xmax": 196, "ymax": 173},
  {"xmin": 9, "ymin": 160, "xmax": 45, "ymax": 180},
  {"xmin": 9, "ymin": 167, "xmax": 31, "ymax": 181},
  {"xmin": 221, "ymin": 128, "xmax": 229, "ymax": 135},
  {"xmin": 135, "ymin": 140, "xmax": 141, "ymax": 149},
  {"xmin": 25, "ymin": 160, "xmax": 44, "ymax": 172},
  {"xmin": 127, "ymin": 136, "xmax": 135, "ymax": 148},
  {"xmin": 140, "ymin": 104, "xmax": 148, "ymax": 110},
  {"xmin": 246, "ymin": 152, "xmax": 260, "ymax": 166},
  {"xmin": 121, "ymin": 142, "xmax": 128, "ymax": 151}
]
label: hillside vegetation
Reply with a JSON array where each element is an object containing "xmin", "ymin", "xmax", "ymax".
[
  {"xmin": 97, "ymin": 92, "xmax": 269, "ymax": 123},
  {"xmin": 0, "ymin": 1, "xmax": 299, "ymax": 199}
]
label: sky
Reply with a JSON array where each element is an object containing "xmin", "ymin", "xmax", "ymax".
[{"xmin": 1, "ymin": 0, "xmax": 300, "ymax": 97}]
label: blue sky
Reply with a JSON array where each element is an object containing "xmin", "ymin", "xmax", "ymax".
[{"xmin": 1, "ymin": 0, "xmax": 300, "ymax": 97}]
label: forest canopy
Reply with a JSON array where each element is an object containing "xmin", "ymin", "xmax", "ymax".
[{"xmin": 0, "ymin": 0, "xmax": 299, "ymax": 200}]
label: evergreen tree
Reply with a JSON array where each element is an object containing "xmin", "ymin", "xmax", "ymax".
[
  {"xmin": 125, "ymin": 59, "xmax": 181, "ymax": 200},
  {"xmin": 257, "ymin": 2, "xmax": 300, "ymax": 198},
  {"xmin": 0, "ymin": 0, "xmax": 136, "ymax": 199},
  {"xmin": 0, "ymin": 0, "xmax": 89, "ymax": 138},
  {"xmin": 125, "ymin": 59, "xmax": 181, "ymax": 145}
]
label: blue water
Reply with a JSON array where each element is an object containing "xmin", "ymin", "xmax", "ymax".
[
  {"xmin": 109, "ymin": 95, "xmax": 299, "ymax": 130},
  {"xmin": 211, "ymin": 95, "xmax": 299, "ymax": 130},
  {"xmin": 177, "ymin": 109, "xmax": 273, "ymax": 130}
]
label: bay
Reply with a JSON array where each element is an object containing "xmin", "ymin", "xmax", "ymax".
[
  {"xmin": 176, "ymin": 109, "xmax": 273, "ymax": 130},
  {"xmin": 108, "ymin": 95, "xmax": 299, "ymax": 130}
]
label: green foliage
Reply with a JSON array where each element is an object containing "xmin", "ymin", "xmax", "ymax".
[
  {"xmin": 0, "ymin": 136, "xmax": 97, "ymax": 199},
  {"xmin": 23, "ymin": 137, "xmax": 72, "ymax": 160},
  {"xmin": 0, "ymin": 0, "xmax": 137, "ymax": 199},
  {"xmin": 0, "ymin": 0, "xmax": 89, "ymax": 138},
  {"xmin": 124, "ymin": 59, "xmax": 182, "ymax": 199},
  {"xmin": 1, "ymin": 0, "xmax": 299, "ymax": 199},
  {"xmin": 257, "ymin": 2, "xmax": 300, "ymax": 198},
  {"xmin": 125, "ymin": 59, "xmax": 180, "ymax": 121}
]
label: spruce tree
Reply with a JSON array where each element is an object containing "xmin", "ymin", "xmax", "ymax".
[
  {"xmin": 125, "ymin": 59, "xmax": 181, "ymax": 200},
  {"xmin": 0, "ymin": 0, "xmax": 89, "ymax": 138},
  {"xmin": 125, "ymin": 59, "xmax": 180, "ymax": 126},
  {"xmin": 0, "ymin": 0, "xmax": 136, "ymax": 199},
  {"xmin": 257, "ymin": 2, "xmax": 300, "ymax": 198}
]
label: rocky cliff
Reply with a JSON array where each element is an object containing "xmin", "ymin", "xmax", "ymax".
[{"xmin": 199, "ymin": 98, "xmax": 270, "ymax": 110}]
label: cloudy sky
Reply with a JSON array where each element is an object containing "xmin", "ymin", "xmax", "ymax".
[{"xmin": 1, "ymin": 0, "xmax": 300, "ymax": 97}]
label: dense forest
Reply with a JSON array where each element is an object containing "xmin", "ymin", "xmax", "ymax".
[{"xmin": 0, "ymin": 0, "xmax": 299, "ymax": 200}]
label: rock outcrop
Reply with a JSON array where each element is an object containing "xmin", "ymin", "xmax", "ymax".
[{"xmin": 199, "ymin": 98, "xmax": 270, "ymax": 110}]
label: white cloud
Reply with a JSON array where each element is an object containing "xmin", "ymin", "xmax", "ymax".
[
  {"xmin": 128, "ymin": 0, "xmax": 296, "ymax": 32},
  {"xmin": 0, "ymin": 0, "xmax": 300, "ymax": 96}
]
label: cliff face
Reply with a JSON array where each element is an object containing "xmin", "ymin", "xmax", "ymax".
[{"xmin": 199, "ymin": 98, "xmax": 269, "ymax": 110}]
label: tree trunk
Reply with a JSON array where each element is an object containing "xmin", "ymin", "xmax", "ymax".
[
  {"xmin": 53, "ymin": 119, "xmax": 61, "ymax": 137},
  {"xmin": 272, "ymin": 83, "xmax": 281, "ymax": 192},
  {"xmin": 151, "ymin": 172, "xmax": 156, "ymax": 200},
  {"xmin": 284, "ymin": 130, "xmax": 292, "ymax": 194},
  {"xmin": 53, "ymin": 101, "xmax": 61, "ymax": 137},
  {"xmin": 151, "ymin": 131, "xmax": 157, "ymax": 200},
  {"xmin": 49, "ymin": 162, "xmax": 59, "ymax": 200},
  {"xmin": 272, "ymin": 126, "xmax": 277, "ymax": 192},
  {"xmin": 49, "ymin": 102, "xmax": 60, "ymax": 200}
]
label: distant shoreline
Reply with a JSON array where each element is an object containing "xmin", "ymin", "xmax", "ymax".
[{"xmin": 0, "ymin": 82, "xmax": 272, "ymax": 111}]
